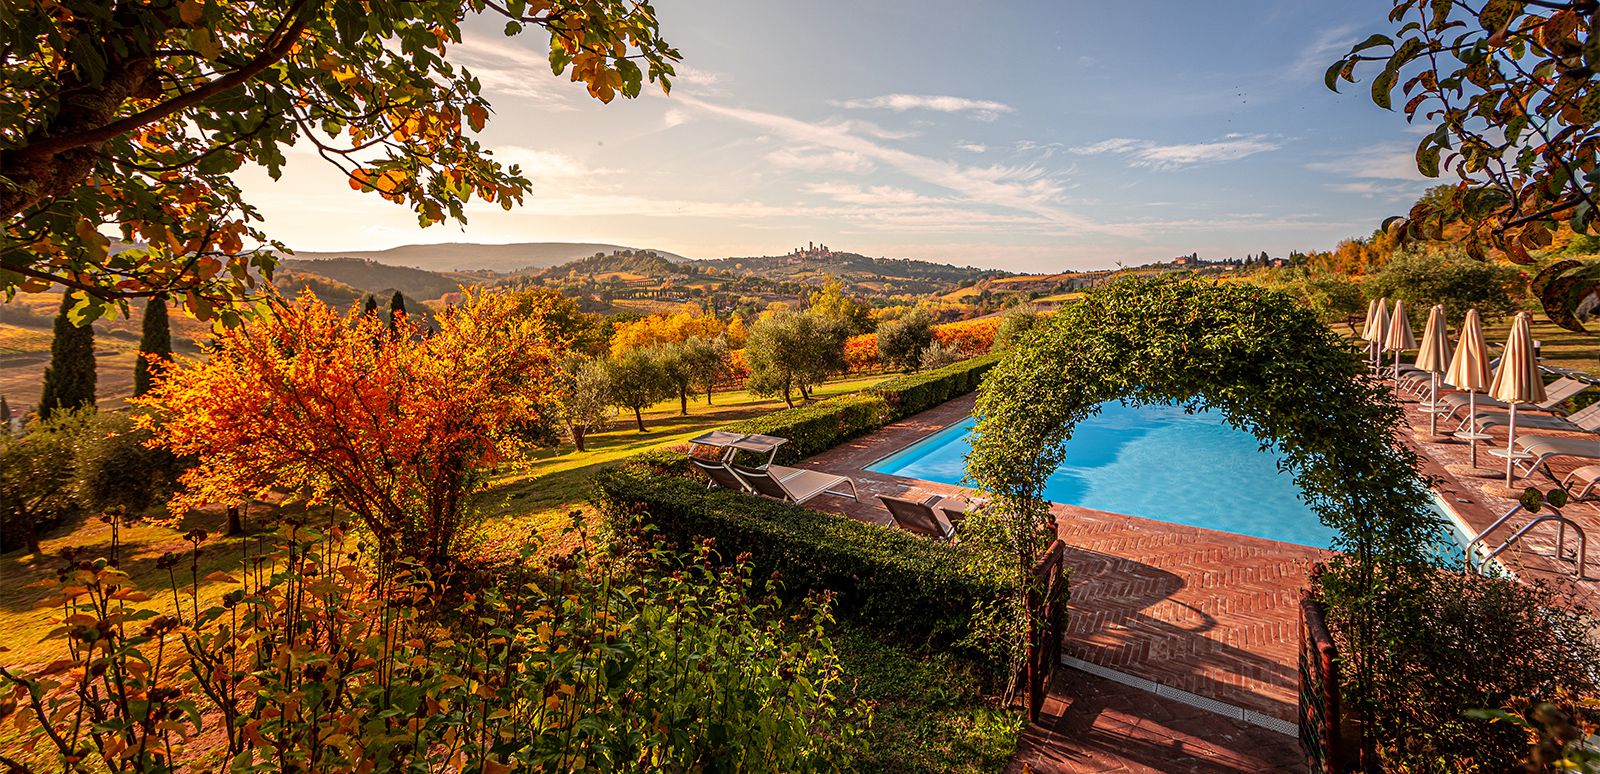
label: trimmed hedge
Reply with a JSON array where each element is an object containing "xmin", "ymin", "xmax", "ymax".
[
  {"xmin": 869, "ymin": 353, "xmax": 1000, "ymax": 419},
  {"xmin": 593, "ymin": 463, "xmax": 1016, "ymax": 667},
  {"xmin": 723, "ymin": 353, "xmax": 1000, "ymax": 465}
]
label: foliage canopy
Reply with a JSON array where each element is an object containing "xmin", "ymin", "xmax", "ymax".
[{"xmin": 2, "ymin": 0, "xmax": 677, "ymax": 323}]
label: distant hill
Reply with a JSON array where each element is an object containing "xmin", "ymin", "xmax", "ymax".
[
  {"xmin": 538, "ymin": 250, "xmax": 689, "ymax": 280},
  {"xmin": 288, "ymin": 242, "xmax": 692, "ymax": 273},
  {"xmin": 279, "ymin": 257, "xmax": 477, "ymax": 300},
  {"xmin": 697, "ymin": 249, "xmax": 1009, "ymax": 297}
]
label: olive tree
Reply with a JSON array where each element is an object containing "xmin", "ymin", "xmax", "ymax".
[
  {"xmin": 745, "ymin": 313, "xmax": 848, "ymax": 407},
  {"xmin": 876, "ymin": 309, "xmax": 935, "ymax": 372},
  {"xmin": 605, "ymin": 348, "xmax": 669, "ymax": 432},
  {"xmin": 1363, "ymin": 246, "xmax": 1523, "ymax": 322},
  {"xmin": 556, "ymin": 357, "xmax": 613, "ymax": 452}
]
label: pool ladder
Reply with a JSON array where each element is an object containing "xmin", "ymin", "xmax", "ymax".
[{"xmin": 1464, "ymin": 503, "xmax": 1589, "ymax": 580}]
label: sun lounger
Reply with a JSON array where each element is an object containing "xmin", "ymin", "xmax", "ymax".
[
  {"xmin": 733, "ymin": 464, "xmax": 859, "ymax": 504},
  {"xmin": 690, "ymin": 458, "xmax": 754, "ymax": 493},
  {"xmin": 1442, "ymin": 377, "xmax": 1588, "ymax": 420},
  {"xmin": 879, "ymin": 495, "xmax": 960, "ymax": 540},
  {"xmin": 1464, "ymin": 401, "xmax": 1600, "ymax": 435},
  {"xmin": 1510, "ymin": 433, "xmax": 1600, "ymax": 478},
  {"xmin": 1559, "ymin": 464, "xmax": 1600, "ymax": 501}
]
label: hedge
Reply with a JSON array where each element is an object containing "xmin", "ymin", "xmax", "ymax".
[
  {"xmin": 722, "ymin": 353, "xmax": 1000, "ymax": 465},
  {"xmin": 592, "ymin": 463, "xmax": 1018, "ymax": 668},
  {"xmin": 869, "ymin": 352, "xmax": 1000, "ymax": 419}
]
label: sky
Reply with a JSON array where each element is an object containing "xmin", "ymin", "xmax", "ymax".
[{"xmin": 240, "ymin": 0, "xmax": 1436, "ymax": 273}]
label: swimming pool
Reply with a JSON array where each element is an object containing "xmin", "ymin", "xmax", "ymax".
[{"xmin": 867, "ymin": 400, "xmax": 1336, "ymax": 548}]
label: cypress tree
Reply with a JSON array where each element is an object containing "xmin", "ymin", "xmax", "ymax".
[
  {"xmin": 134, "ymin": 295, "xmax": 172, "ymax": 396},
  {"xmin": 38, "ymin": 293, "xmax": 97, "ymax": 418},
  {"xmin": 362, "ymin": 294, "xmax": 378, "ymax": 316},
  {"xmin": 388, "ymin": 291, "xmax": 407, "ymax": 333}
]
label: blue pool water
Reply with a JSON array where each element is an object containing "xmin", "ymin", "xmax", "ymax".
[{"xmin": 867, "ymin": 400, "xmax": 1339, "ymax": 547}]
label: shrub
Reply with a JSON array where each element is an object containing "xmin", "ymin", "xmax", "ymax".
[
  {"xmin": 933, "ymin": 316, "xmax": 1001, "ymax": 355},
  {"xmin": 593, "ymin": 463, "xmax": 1020, "ymax": 672},
  {"xmin": 0, "ymin": 409, "xmax": 89, "ymax": 554},
  {"xmin": 918, "ymin": 341, "xmax": 965, "ymax": 371},
  {"xmin": 0, "ymin": 525, "xmax": 869, "ymax": 771},
  {"xmin": 1325, "ymin": 571, "xmax": 1600, "ymax": 772},
  {"xmin": 1363, "ymin": 244, "xmax": 1524, "ymax": 322},
  {"xmin": 72, "ymin": 411, "xmax": 182, "ymax": 515}
]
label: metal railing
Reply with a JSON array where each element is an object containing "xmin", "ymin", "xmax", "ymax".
[
  {"xmin": 1299, "ymin": 587, "xmax": 1346, "ymax": 773},
  {"xmin": 1465, "ymin": 503, "xmax": 1589, "ymax": 580},
  {"xmin": 1024, "ymin": 539, "xmax": 1068, "ymax": 721}
]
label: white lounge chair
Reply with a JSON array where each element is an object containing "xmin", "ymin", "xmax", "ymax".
[
  {"xmin": 732, "ymin": 464, "xmax": 859, "ymax": 505},
  {"xmin": 1442, "ymin": 376, "xmax": 1588, "ymax": 421},
  {"xmin": 1464, "ymin": 401, "xmax": 1600, "ymax": 435}
]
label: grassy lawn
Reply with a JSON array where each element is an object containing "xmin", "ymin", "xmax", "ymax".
[{"xmin": 0, "ymin": 373, "xmax": 896, "ymax": 668}]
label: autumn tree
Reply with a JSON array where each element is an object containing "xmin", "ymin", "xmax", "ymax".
[
  {"xmin": 2, "ymin": 2, "xmax": 679, "ymax": 324},
  {"xmin": 133, "ymin": 295, "xmax": 172, "ymax": 396},
  {"xmin": 808, "ymin": 278, "xmax": 873, "ymax": 334},
  {"xmin": 38, "ymin": 294, "xmax": 97, "ymax": 418},
  {"xmin": 138, "ymin": 289, "xmax": 560, "ymax": 565},
  {"xmin": 609, "ymin": 308, "xmax": 726, "ymax": 357},
  {"xmin": 605, "ymin": 348, "xmax": 669, "ymax": 432},
  {"xmin": 507, "ymin": 286, "xmax": 607, "ymax": 355}
]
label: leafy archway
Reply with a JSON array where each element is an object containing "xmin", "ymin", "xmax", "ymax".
[{"xmin": 966, "ymin": 276, "xmax": 1443, "ymax": 753}]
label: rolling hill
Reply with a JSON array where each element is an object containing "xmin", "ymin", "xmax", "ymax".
[{"xmin": 287, "ymin": 242, "xmax": 692, "ymax": 273}]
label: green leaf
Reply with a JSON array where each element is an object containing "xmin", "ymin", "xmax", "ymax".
[
  {"xmin": 1350, "ymin": 33, "xmax": 1394, "ymax": 53},
  {"xmin": 1416, "ymin": 138, "xmax": 1440, "ymax": 177},
  {"xmin": 1325, "ymin": 59, "xmax": 1347, "ymax": 92},
  {"xmin": 1372, "ymin": 67, "xmax": 1399, "ymax": 110}
]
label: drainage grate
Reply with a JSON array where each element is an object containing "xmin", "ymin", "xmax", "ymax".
[{"xmin": 1060, "ymin": 655, "xmax": 1298, "ymax": 737}]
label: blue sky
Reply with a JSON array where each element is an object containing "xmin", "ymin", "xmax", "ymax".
[{"xmin": 241, "ymin": 0, "xmax": 1433, "ymax": 273}]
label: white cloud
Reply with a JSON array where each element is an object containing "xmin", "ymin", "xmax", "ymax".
[
  {"xmin": 956, "ymin": 142, "xmax": 988, "ymax": 153},
  {"xmin": 1306, "ymin": 145, "xmax": 1430, "ymax": 180},
  {"xmin": 1070, "ymin": 134, "xmax": 1281, "ymax": 170},
  {"xmin": 804, "ymin": 183, "xmax": 944, "ymax": 207},
  {"xmin": 679, "ymin": 97, "xmax": 1113, "ymax": 234},
  {"xmin": 451, "ymin": 33, "xmax": 578, "ymax": 112},
  {"xmin": 832, "ymin": 94, "xmax": 1015, "ymax": 121},
  {"xmin": 766, "ymin": 148, "xmax": 876, "ymax": 174},
  {"xmin": 663, "ymin": 108, "xmax": 690, "ymax": 128},
  {"xmin": 493, "ymin": 146, "xmax": 595, "ymax": 179}
]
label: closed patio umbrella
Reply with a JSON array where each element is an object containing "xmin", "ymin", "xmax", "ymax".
[
  {"xmin": 1384, "ymin": 299, "xmax": 1417, "ymax": 379},
  {"xmin": 1361, "ymin": 298, "xmax": 1381, "ymax": 368},
  {"xmin": 1445, "ymin": 309, "xmax": 1494, "ymax": 467},
  {"xmin": 1488, "ymin": 312, "xmax": 1546, "ymax": 486},
  {"xmin": 1366, "ymin": 298, "xmax": 1390, "ymax": 374},
  {"xmin": 1415, "ymin": 304, "xmax": 1451, "ymax": 435}
]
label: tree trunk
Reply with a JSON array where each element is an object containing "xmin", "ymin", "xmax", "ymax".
[
  {"xmin": 573, "ymin": 427, "xmax": 587, "ymax": 452},
  {"xmin": 634, "ymin": 407, "xmax": 646, "ymax": 432},
  {"xmin": 782, "ymin": 384, "xmax": 794, "ymax": 408},
  {"xmin": 705, "ymin": 387, "xmax": 713, "ymax": 405},
  {"xmin": 679, "ymin": 390, "xmax": 688, "ymax": 415},
  {"xmin": 225, "ymin": 505, "xmax": 245, "ymax": 536},
  {"xmin": 24, "ymin": 518, "xmax": 41, "ymax": 556}
]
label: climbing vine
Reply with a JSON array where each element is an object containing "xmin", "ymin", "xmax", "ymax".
[{"xmin": 965, "ymin": 276, "xmax": 1444, "ymax": 759}]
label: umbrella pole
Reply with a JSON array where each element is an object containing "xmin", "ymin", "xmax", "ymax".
[
  {"xmin": 1429, "ymin": 374, "xmax": 1439, "ymax": 436},
  {"xmin": 1468, "ymin": 391, "xmax": 1478, "ymax": 467},
  {"xmin": 1393, "ymin": 350, "xmax": 1402, "ymax": 381},
  {"xmin": 1505, "ymin": 404, "xmax": 1518, "ymax": 487}
]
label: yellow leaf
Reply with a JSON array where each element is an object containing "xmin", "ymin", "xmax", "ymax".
[{"xmin": 179, "ymin": 0, "xmax": 204, "ymax": 25}]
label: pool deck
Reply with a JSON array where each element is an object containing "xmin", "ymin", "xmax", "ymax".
[
  {"xmin": 781, "ymin": 382, "xmax": 1599, "ymax": 773},
  {"xmin": 792, "ymin": 393, "xmax": 1315, "ymax": 771}
]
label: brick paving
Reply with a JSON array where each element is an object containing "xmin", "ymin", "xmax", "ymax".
[{"xmin": 1007, "ymin": 669, "xmax": 1305, "ymax": 773}]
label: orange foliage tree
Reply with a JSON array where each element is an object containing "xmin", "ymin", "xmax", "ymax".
[
  {"xmin": 933, "ymin": 317, "xmax": 1001, "ymax": 355},
  {"xmin": 609, "ymin": 309, "xmax": 726, "ymax": 357},
  {"xmin": 137, "ymin": 289, "xmax": 559, "ymax": 564}
]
